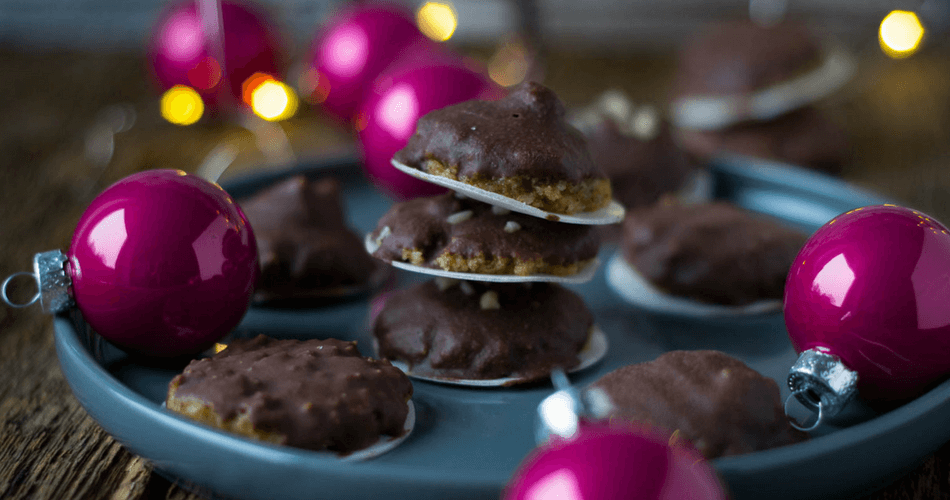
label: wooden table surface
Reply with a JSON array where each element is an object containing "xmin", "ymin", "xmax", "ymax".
[{"xmin": 2, "ymin": 46, "xmax": 950, "ymax": 499}]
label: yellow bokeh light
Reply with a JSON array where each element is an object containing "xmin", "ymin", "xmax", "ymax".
[
  {"xmin": 879, "ymin": 10, "xmax": 925, "ymax": 59},
  {"xmin": 488, "ymin": 40, "xmax": 529, "ymax": 87},
  {"xmin": 160, "ymin": 85, "xmax": 204, "ymax": 126},
  {"xmin": 250, "ymin": 80, "xmax": 299, "ymax": 122},
  {"xmin": 417, "ymin": 2, "xmax": 457, "ymax": 42}
]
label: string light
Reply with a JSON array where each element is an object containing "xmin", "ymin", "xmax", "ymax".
[
  {"xmin": 250, "ymin": 79, "xmax": 300, "ymax": 121},
  {"xmin": 879, "ymin": 10, "xmax": 925, "ymax": 59},
  {"xmin": 416, "ymin": 2, "xmax": 457, "ymax": 42},
  {"xmin": 160, "ymin": 85, "xmax": 204, "ymax": 126}
]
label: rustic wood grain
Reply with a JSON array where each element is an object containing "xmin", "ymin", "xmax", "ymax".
[{"xmin": 1, "ymin": 47, "xmax": 950, "ymax": 500}]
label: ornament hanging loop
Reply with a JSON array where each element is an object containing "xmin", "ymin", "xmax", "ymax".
[
  {"xmin": 2, "ymin": 250, "xmax": 73, "ymax": 314},
  {"xmin": 1, "ymin": 272, "xmax": 41, "ymax": 308},
  {"xmin": 784, "ymin": 391, "xmax": 826, "ymax": 432}
]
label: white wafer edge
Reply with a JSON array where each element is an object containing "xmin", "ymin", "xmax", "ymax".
[
  {"xmin": 605, "ymin": 252, "xmax": 782, "ymax": 317},
  {"xmin": 384, "ymin": 326, "xmax": 609, "ymax": 387},
  {"xmin": 343, "ymin": 401, "xmax": 414, "ymax": 461},
  {"xmin": 364, "ymin": 232, "xmax": 600, "ymax": 284},
  {"xmin": 670, "ymin": 46, "xmax": 857, "ymax": 131},
  {"xmin": 391, "ymin": 158, "xmax": 625, "ymax": 225}
]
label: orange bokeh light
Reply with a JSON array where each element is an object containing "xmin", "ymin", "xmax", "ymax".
[
  {"xmin": 299, "ymin": 68, "xmax": 332, "ymax": 104},
  {"xmin": 242, "ymin": 72, "xmax": 276, "ymax": 106}
]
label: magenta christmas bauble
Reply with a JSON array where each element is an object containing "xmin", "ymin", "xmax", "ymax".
[
  {"xmin": 785, "ymin": 205, "xmax": 950, "ymax": 403},
  {"xmin": 148, "ymin": 0, "xmax": 285, "ymax": 112},
  {"xmin": 357, "ymin": 59, "xmax": 501, "ymax": 199},
  {"xmin": 308, "ymin": 2, "xmax": 432, "ymax": 122},
  {"xmin": 504, "ymin": 422, "xmax": 725, "ymax": 500},
  {"xmin": 67, "ymin": 170, "xmax": 258, "ymax": 357}
]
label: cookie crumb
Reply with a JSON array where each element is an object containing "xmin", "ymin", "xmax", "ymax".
[
  {"xmin": 370, "ymin": 226, "xmax": 392, "ymax": 252},
  {"xmin": 504, "ymin": 221, "xmax": 521, "ymax": 233},
  {"xmin": 491, "ymin": 206, "xmax": 511, "ymax": 216},
  {"xmin": 435, "ymin": 277, "xmax": 459, "ymax": 291},
  {"xmin": 447, "ymin": 210, "xmax": 474, "ymax": 224},
  {"xmin": 480, "ymin": 290, "xmax": 500, "ymax": 310}
]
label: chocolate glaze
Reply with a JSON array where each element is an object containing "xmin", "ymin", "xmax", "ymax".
[
  {"xmin": 590, "ymin": 350, "xmax": 808, "ymax": 458},
  {"xmin": 622, "ymin": 201, "xmax": 806, "ymax": 305},
  {"xmin": 240, "ymin": 176, "xmax": 376, "ymax": 295},
  {"xmin": 168, "ymin": 335, "xmax": 413, "ymax": 453},
  {"xmin": 584, "ymin": 118, "xmax": 697, "ymax": 209},
  {"xmin": 370, "ymin": 193, "xmax": 600, "ymax": 268},
  {"xmin": 394, "ymin": 81, "xmax": 604, "ymax": 183},
  {"xmin": 676, "ymin": 106, "xmax": 849, "ymax": 175},
  {"xmin": 672, "ymin": 19, "xmax": 823, "ymax": 99},
  {"xmin": 372, "ymin": 280, "xmax": 593, "ymax": 382}
]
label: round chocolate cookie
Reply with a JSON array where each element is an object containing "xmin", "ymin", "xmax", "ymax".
[
  {"xmin": 671, "ymin": 19, "xmax": 824, "ymax": 100},
  {"xmin": 676, "ymin": 106, "xmax": 849, "ymax": 176},
  {"xmin": 621, "ymin": 200, "xmax": 806, "ymax": 306},
  {"xmin": 583, "ymin": 115, "xmax": 699, "ymax": 209},
  {"xmin": 371, "ymin": 279, "xmax": 594, "ymax": 383},
  {"xmin": 368, "ymin": 193, "xmax": 600, "ymax": 276},
  {"xmin": 166, "ymin": 335, "xmax": 413, "ymax": 454},
  {"xmin": 589, "ymin": 350, "xmax": 808, "ymax": 458},
  {"xmin": 241, "ymin": 176, "xmax": 380, "ymax": 299},
  {"xmin": 394, "ymin": 81, "xmax": 612, "ymax": 215}
]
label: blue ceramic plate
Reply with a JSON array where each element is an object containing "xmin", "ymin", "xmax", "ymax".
[{"xmin": 54, "ymin": 154, "xmax": 950, "ymax": 500}]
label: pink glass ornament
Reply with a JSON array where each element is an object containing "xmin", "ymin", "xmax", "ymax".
[
  {"xmin": 148, "ymin": 0, "xmax": 285, "ymax": 112},
  {"xmin": 505, "ymin": 421, "xmax": 725, "ymax": 500},
  {"xmin": 357, "ymin": 59, "xmax": 501, "ymax": 199},
  {"xmin": 66, "ymin": 170, "xmax": 258, "ymax": 357},
  {"xmin": 307, "ymin": 2, "xmax": 433, "ymax": 122},
  {"xmin": 784, "ymin": 205, "xmax": 950, "ymax": 415}
]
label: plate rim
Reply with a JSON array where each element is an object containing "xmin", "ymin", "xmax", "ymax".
[
  {"xmin": 50, "ymin": 156, "xmax": 950, "ymax": 499},
  {"xmin": 54, "ymin": 312, "xmax": 950, "ymax": 489}
]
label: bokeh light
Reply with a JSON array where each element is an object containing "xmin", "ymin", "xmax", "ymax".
[
  {"xmin": 187, "ymin": 56, "xmax": 222, "ymax": 91},
  {"xmin": 488, "ymin": 39, "xmax": 529, "ymax": 87},
  {"xmin": 322, "ymin": 24, "xmax": 371, "ymax": 78},
  {"xmin": 159, "ymin": 10, "xmax": 204, "ymax": 63},
  {"xmin": 250, "ymin": 79, "xmax": 299, "ymax": 121},
  {"xmin": 880, "ymin": 10, "xmax": 925, "ymax": 59},
  {"xmin": 416, "ymin": 2, "xmax": 457, "ymax": 42},
  {"xmin": 242, "ymin": 72, "xmax": 276, "ymax": 106},
  {"xmin": 160, "ymin": 85, "xmax": 204, "ymax": 125},
  {"xmin": 298, "ymin": 68, "xmax": 332, "ymax": 104}
]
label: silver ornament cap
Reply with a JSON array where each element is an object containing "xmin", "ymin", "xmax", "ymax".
[
  {"xmin": 785, "ymin": 348, "xmax": 859, "ymax": 431},
  {"xmin": 2, "ymin": 250, "xmax": 73, "ymax": 314},
  {"xmin": 535, "ymin": 369, "xmax": 615, "ymax": 444}
]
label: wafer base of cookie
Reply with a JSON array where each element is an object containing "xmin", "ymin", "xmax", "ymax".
[{"xmin": 424, "ymin": 159, "xmax": 612, "ymax": 215}]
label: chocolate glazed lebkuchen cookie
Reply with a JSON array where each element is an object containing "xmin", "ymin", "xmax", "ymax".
[
  {"xmin": 166, "ymin": 335, "xmax": 413, "ymax": 454},
  {"xmin": 394, "ymin": 81, "xmax": 612, "ymax": 215},
  {"xmin": 241, "ymin": 176, "xmax": 378, "ymax": 299},
  {"xmin": 367, "ymin": 193, "xmax": 601, "ymax": 276},
  {"xmin": 589, "ymin": 350, "xmax": 808, "ymax": 459},
  {"xmin": 371, "ymin": 279, "xmax": 595, "ymax": 383},
  {"xmin": 622, "ymin": 200, "xmax": 807, "ymax": 306}
]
